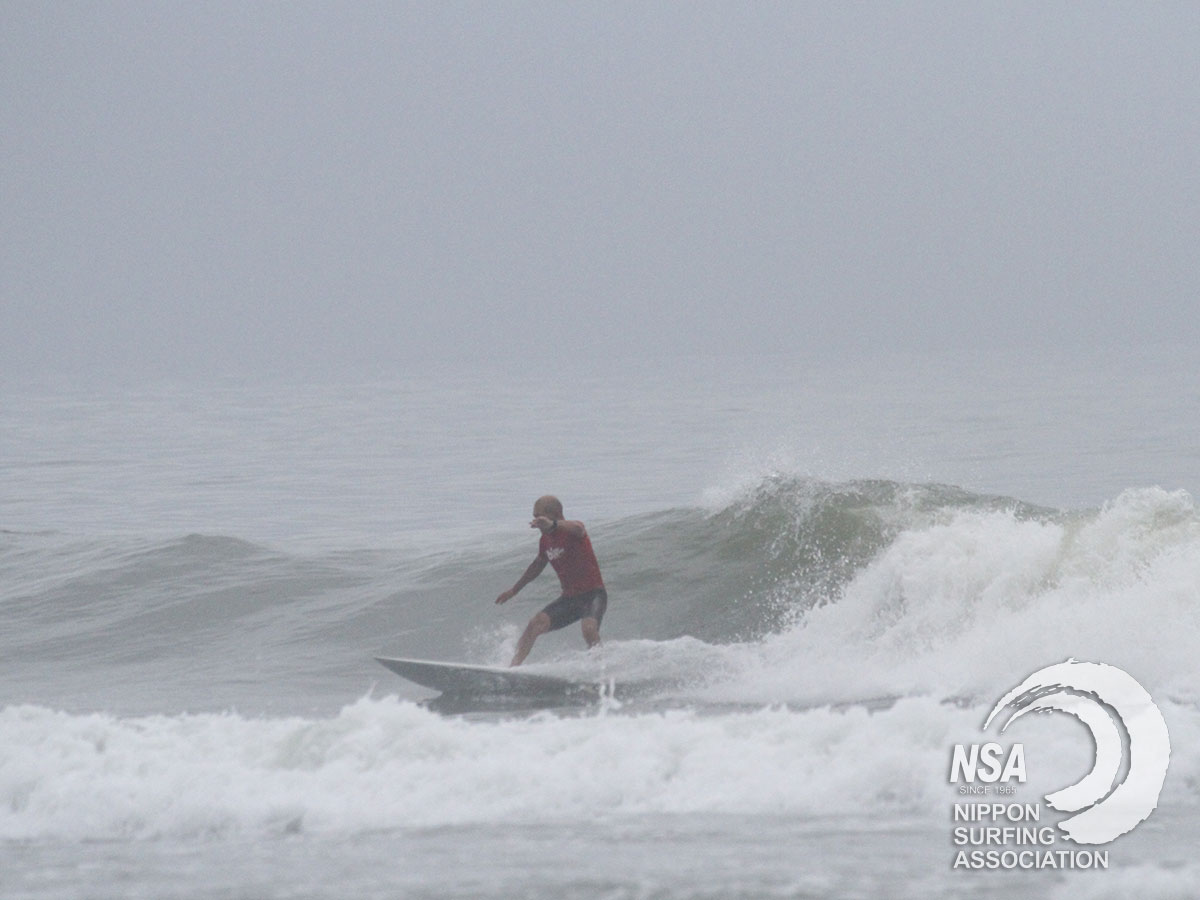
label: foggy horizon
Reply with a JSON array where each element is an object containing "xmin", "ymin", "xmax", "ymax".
[{"xmin": 4, "ymin": 3, "xmax": 1198, "ymax": 384}]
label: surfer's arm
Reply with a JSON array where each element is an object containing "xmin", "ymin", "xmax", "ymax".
[{"xmin": 495, "ymin": 556, "xmax": 548, "ymax": 604}]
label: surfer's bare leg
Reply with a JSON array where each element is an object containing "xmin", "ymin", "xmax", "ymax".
[
  {"xmin": 581, "ymin": 617, "xmax": 601, "ymax": 649},
  {"xmin": 511, "ymin": 611, "xmax": 552, "ymax": 667}
]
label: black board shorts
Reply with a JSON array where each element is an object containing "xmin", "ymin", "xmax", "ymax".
[{"xmin": 541, "ymin": 588, "xmax": 607, "ymax": 631}]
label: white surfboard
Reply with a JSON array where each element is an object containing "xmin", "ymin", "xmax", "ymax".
[{"xmin": 375, "ymin": 656, "xmax": 599, "ymax": 697}]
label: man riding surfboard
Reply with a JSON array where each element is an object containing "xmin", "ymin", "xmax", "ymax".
[{"xmin": 495, "ymin": 495, "xmax": 607, "ymax": 666}]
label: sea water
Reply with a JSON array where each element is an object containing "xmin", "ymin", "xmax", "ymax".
[{"xmin": 3, "ymin": 348, "xmax": 1199, "ymax": 899}]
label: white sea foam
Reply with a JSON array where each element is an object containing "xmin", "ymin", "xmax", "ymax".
[
  {"xmin": 3, "ymin": 691, "xmax": 1198, "ymax": 843},
  {"xmin": 0, "ymin": 698, "xmax": 937, "ymax": 839}
]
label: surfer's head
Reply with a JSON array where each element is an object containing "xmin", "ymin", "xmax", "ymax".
[{"xmin": 533, "ymin": 495, "xmax": 563, "ymax": 521}]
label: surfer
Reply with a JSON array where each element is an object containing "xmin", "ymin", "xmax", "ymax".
[{"xmin": 495, "ymin": 495, "xmax": 607, "ymax": 666}]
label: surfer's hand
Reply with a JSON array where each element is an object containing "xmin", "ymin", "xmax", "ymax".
[
  {"xmin": 530, "ymin": 516, "xmax": 553, "ymax": 531},
  {"xmin": 495, "ymin": 588, "xmax": 516, "ymax": 605}
]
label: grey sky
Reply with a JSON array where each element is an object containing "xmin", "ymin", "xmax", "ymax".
[{"xmin": 3, "ymin": 2, "xmax": 1198, "ymax": 381}]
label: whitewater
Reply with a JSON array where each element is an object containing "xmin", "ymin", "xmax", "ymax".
[{"xmin": 3, "ymin": 350, "xmax": 1199, "ymax": 899}]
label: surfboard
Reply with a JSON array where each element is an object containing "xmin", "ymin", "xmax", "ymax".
[{"xmin": 374, "ymin": 656, "xmax": 598, "ymax": 698}]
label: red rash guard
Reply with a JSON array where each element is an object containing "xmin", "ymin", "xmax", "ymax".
[{"xmin": 538, "ymin": 526, "xmax": 605, "ymax": 597}]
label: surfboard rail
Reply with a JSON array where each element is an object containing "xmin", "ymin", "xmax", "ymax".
[{"xmin": 374, "ymin": 656, "xmax": 599, "ymax": 697}]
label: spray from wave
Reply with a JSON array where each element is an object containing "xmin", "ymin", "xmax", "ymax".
[{"xmin": 696, "ymin": 481, "xmax": 1200, "ymax": 706}]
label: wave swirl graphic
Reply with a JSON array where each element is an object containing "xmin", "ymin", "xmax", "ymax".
[{"xmin": 984, "ymin": 659, "xmax": 1170, "ymax": 845}]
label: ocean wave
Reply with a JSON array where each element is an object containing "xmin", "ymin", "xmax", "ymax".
[
  {"xmin": 685, "ymin": 484, "xmax": 1200, "ymax": 706},
  {"xmin": 3, "ymin": 478, "xmax": 1197, "ymax": 714},
  {"xmin": 603, "ymin": 476, "xmax": 1057, "ymax": 644}
]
